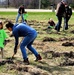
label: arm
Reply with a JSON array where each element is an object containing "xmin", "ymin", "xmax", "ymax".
[
  {"xmin": 13, "ymin": 30, "xmax": 19, "ymax": 54},
  {"xmin": 69, "ymin": 8, "xmax": 72, "ymax": 16},
  {"xmin": 18, "ymin": 7, "xmax": 22, "ymax": 14},
  {"xmin": 67, "ymin": 6, "xmax": 72, "ymax": 17},
  {"xmin": 56, "ymin": 3, "xmax": 60, "ymax": 15}
]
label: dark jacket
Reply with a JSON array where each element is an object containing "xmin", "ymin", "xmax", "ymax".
[
  {"xmin": 65, "ymin": 6, "xmax": 72, "ymax": 18},
  {"xmin": 56, "ymin": 2, "xmax": 65, "ymax": 17},
  {"xmin": 18, "ymin": 6, "xmax": 25, "ymax": 14}
]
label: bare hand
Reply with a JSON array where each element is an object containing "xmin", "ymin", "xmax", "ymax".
[{"xmin": 12, "ymin": 54, "xmax": 15, "ymax": 58}]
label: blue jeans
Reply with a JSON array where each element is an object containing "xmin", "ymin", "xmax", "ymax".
[
  {"xmin": 55, "ymin": 16, "xmax": 62, "ymax": 32},
  {"xmin": 20, "ymin": 31, "xmax": 39, "ymax": 60},
  {"xmin": 16, "ymin": 13, "xmax": 24, "ymax": 23}
]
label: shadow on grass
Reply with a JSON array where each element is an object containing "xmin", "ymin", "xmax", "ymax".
[{"xmin": 30, "ymin": 60, "xmax": 71, "ymax": 74}]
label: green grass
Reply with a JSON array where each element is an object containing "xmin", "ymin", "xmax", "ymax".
[
  {"xmin": 28, "ymin": 12, "xmax": 57, "ymax": 21},
  {"xmin": 0, "ymin": 11, "xmax": 74, "ymax": 23},
  {"xmin": 0, "ymin": 12, "xmax": 17, "ymax": 15},
  {"xmin": 0, "ymin": 11, "xmax": 74, "ymax": 40},
  {"xmin": 0, "ymin": 11, "xmax": 74, "ymax": 75},
  {"xmin": 0, "ymin": 12, "xmax": 57, "ymax": 21}
]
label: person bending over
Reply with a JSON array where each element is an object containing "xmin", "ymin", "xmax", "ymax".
[{"xmin": 6, "ymin": 22, "xmax": 42, "ymax": 64}]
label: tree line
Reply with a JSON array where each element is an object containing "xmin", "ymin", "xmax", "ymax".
[
  {"xmin": 0, "ymin": 0, "xmax": 55, "ymax": 9},
  {"xmin": 0, "ymin": 0, "xmax": 74, "ymax": 9}
]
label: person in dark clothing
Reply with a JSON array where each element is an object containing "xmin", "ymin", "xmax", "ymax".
[
  {"xmin": 64, "ymin": 4, "xmax": 72, "ymax": 30},
  {"xmin": 16, "ymin": 5, "xmax": 25, "ymax": 24},
  {"xmin": 55, "ymin": 0, "xmax": 67, "ymax": 32},
  {"xmin": 5, "ymin": 22, "xmax": 42, "ymax": 65}
]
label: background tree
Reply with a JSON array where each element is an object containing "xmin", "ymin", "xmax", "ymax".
[
  {"xmin": 0, "ymin": 0, "xmax": 74, "ymax": 9},
  {"xmin": 26, "ymin": 0, "xmax": 39, "ymax": 9},
  {"xmin": 41, "ymin": 0, "xmax": 50, "ymax": 8},
  {"xmin": 10, "ymin": 0, "xmax": 24, "ymax": 8}
]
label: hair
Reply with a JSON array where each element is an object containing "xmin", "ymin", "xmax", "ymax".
[
  {"xmin": 24, "ymin": 11, "xmax": 27, "ymax": 13},
  {"xmin": 62, "ymin": 0, "xmax": 67, "ymax": 4},
  {"xmin": 0, "ymin": 21, "xmax": 3, "ymax": 29},
  {"xmin": 20, "ymin": 5, "xmax": 24, "ymax": 7},
  {"xmin": 0, "ymin": 21, "xmax": 2, "ymax": 24},
  {"xmin": 6, "ymin": 22, "xmax": 14, "ymax": 28}
]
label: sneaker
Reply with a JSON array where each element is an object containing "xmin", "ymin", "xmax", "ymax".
[
  {"xmin": 23, "ymin": 58, "xmax": 29, "ymax": 65},
  {"xmin": 35, "ymin": 54, "xmax": 42, "ymax": 61}
]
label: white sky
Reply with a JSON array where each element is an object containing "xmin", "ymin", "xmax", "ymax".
[{"xmin": 0, "ymin": 0, "xmax": 5, "ymax": 2}]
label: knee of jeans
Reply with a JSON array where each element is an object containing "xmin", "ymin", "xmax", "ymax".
[
  {"xmin": 20, "ymin": 43, "xmax": 25, "ymax": 49},
  {"xmin": 27, "ymin": 45, "xmax": 31, "ymax": 49}
]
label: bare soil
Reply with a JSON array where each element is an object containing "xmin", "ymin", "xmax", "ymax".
[{"xmin": 0, "ymin": 20, "xmax": 74, "ymax": 75}]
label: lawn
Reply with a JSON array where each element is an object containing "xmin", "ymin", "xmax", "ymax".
[
  {"xmin": 0, "ymin": 11, "xmax": 74, "ymax": 22},
  {"xmin": 0, "ymin": 11, "xmax": 74, "ymax": 40},
  {"xmin": 0, "ymin": 11, "xmax": 74, "ymax": 75}
]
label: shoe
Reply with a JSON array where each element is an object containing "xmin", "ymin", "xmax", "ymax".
[
  {"xmin": 23, "ymin": 58, "xmax": 29, "ymax": 65},
  {"xmin": 65, "ymin": 28, "xmax": 68, "ymax": 30},
  {"xmin": 55, "ymin": 27, "xmax": 57, "ymax": 30},
  {"xmin": 35, "ymin": 54, "xmax": 42, "ymax": 61}
]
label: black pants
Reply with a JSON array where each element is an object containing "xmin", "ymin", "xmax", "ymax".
[
  {"xmin": 64, "ymin": 16, "xmax": 70, "ymax": 30},
  {"xmin": 55, "ymin": 16, "xmax": 62, "ymax": 32}
]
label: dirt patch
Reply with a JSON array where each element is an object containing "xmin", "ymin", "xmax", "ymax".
[
  {"xmin": 62, "ymin": 42, "xmax": 74, "ymax": 46},
  {"xmin": 0, "ymin": 58, "xmax": 14, "ymax": 66},
  {"xmin": 58, "ymin": 37, "xmax": 68, "ymax": 41},
  {"xmin": 43, "ymin": 50, "xmax": 74, "ymax": 58},
  {"xmin": 1, "ymin": 19, "xmax": 74, "ymax": 75},
  {"xmin": 43, "ymin": 37, "xmax": 56, "ymax": 42},
  {"xmin": 70, "ymin": 30, "xmax": 74, "ymax": 34},
  {"xmin": 42, "ymin": 37, "xmax": 73, "ymax": 42},
  {"xmin": 60, "ymin": 58, "xmax": 74, "ymax": 66}
]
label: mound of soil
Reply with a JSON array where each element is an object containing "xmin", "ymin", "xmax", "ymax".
[
  {"xmin": 63, "ymin": 51, "xmax": 74, "ymax": 58},
  {"xmin": 43, "ymin": 37, "xmax": 56, "ymax": 42},
  {"xmin": 45, "ymin": 51, "xmax": 74, "ymax": 58},
  {"xmin": 0, "ymin": 58, "xmax": 14, "ymax": 66},
  {"xmin": 70, "ymin": 30, "xmax": 74, "ymax": 34},
  {"xmin": 62, "ymin": 42, "xmax": 73, "ymax": 46},
  {"xmin": 58, "ymin": 37, "xmax": 68, "ymax": 41},
  {"xmin": 52, "ymin": 52, "xmax": 61, "ymax": 57},
  {"xmin": 60, "ymin": 59, "xmax": 74, "ymax": 66}
]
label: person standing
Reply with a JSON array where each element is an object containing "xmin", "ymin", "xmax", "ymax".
[
  {"xmin": 24, "ymin": 11, "xmax": 28, "ymax": 23},
  {"xmin": 0, "ymin": 21, "xmax": 8, "ymax": 58},
  {"xmin": 16, "ymin": 5, "xmax": 25, "ymax": 24},
  {"xmin": 6, "ymin": 22, "xmax": 42, "ymax": 65},
  {"xmin": 55, "ymin": 0, "xmax": 67, "ymax": 32},
  {"xmin": 64, "ymin": 4, "xmax": 72, "ymax": 30}
]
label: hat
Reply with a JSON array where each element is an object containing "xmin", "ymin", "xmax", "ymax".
[{"xmin": 62, "ymin": 0, "xmax": 67, "ymax": 3}]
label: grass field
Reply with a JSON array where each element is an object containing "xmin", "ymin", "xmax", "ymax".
[
  {"xmin": 0, "ymin": 11, "xmax": 74, "ymax": 21},
  {"xmin": 0, "ymin": 11, "xmax": 74, "ymax": 25},
  {"xmin": 0, "ymin": 11, "xmax": 74, "ymax": 39},
  {"xmin": 0, "ymin": 11, "xmax": 74, "ymax": 75}
]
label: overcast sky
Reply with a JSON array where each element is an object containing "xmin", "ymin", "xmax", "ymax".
[{"xmin": 0, "ymin": 0, "xmax": 5, "ymax": 2}]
